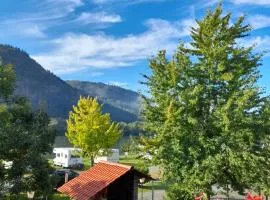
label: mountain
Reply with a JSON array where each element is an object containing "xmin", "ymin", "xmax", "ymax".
[
  {"xmin": 0, "ymin": 45, "xmax": 138, "ymax": 125},
  {"xmin": 66, "ymin": 80, "xmax": 141, "ymax": 115}
]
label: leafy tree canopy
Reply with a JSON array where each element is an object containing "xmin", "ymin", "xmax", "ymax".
[
  {"xmin": 0, "ymin": 64, "xmax": 55, "ymax": 198},
  {"xmin": 142, "ymin": 5, "xmax": 270, "ymax": 199},
  {"xmin": 66, "ymin": 97, "xmax": 122, "ymax": 166}
]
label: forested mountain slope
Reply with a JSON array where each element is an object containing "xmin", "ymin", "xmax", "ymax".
[{"xmin": 0, "ymin": 45, "xmax": 137, "ymax": 123}]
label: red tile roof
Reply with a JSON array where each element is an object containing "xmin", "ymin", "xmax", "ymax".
[{"xmin": 57, "ymin": 161, "xmax": 132, "ymax": 200}]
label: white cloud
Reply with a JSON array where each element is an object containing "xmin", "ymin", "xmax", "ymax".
[
  {"xmin": 44, "ymin": 0, "xmax": 83, "ymax": 14},
  {"xmin": 0, "ymin": 0, "xmax": 84, "ymax": 39},
  {"xmin": 238, "ymin": 36, "xmax": 270, "ymax": 56},
  {"xmin": 91, "ymin": 0, "xmax": 167, "ymax": 5},
  {"xmin": 76, "ymin": 12, "xmax": 122, "ymax": 24},
  {"xmin": 108, "ymin": 81, "xmax": 129, "ymax": 88},
  {"xmin": 32, "ymin": 18, "xmax": 196, "ymax": 74},
  {"xmin": 247, "ymin": 15, "xmax": 270, "ymax": 30},
  {"xmin": 0, "ymin": 22, "xmax": 47, "ymax": 39},
  {"xmin": 21, "ymin": 24, "xmax": 47, "ymax": 38},
  {"xmin": 231, "ymin": 0, "xmax": 270, "ymax": 5}
]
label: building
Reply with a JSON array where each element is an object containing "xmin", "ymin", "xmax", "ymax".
[{"xmin": 57, "ymin": 161, "xmax": 153, "ymax": 200}]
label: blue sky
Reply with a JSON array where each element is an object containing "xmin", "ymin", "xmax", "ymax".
[{"xmin": 0, "ymin": 0, "xmax": 269, "ymax": 94}]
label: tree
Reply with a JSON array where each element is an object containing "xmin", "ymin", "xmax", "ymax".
[
  {"xmin": 0, "ymin": 64, "xmax": 56, "ymax": 198},
  {"xmin": 0, "ymin": 63, "xmax": 15, "ymax": 101},
  {"xmin": 142, "ymin": 5, "xmax": 270, "ymax": 199},
  {"xmin": 0, "ymin": 62, "xmax": 15, "ymax": 196},
  {"xmin": 0, "ymin": 97, "xmax": 56, "ymax": 198},
  {"xmin": 66, "ymin": 97, "xmax": 122, "ymax": 166}
]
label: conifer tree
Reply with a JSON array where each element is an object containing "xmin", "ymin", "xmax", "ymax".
[
  {"xmin": 66, "ymin": 97, "xmax": 122, "ymax": 166},
  {"xmin": 142, "ymin": 5, "xmax": 270, "ymax": 199}
]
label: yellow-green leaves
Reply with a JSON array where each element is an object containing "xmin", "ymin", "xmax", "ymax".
[{"xmin": 66, "ymin": 97, "xmax": 122, "ymax": 165}]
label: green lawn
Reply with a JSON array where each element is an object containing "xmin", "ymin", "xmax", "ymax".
[
  {"xmin": 119, "ymin": 156, "xmax": 145, "ymax": 165},
  {"xmin": 119, "ymin": 155, "xmax": 151, "ymax": 174},
  {"xmin": 51, "ymin": 193, "xmax": 71, "ymax": 200},
  {"xmin": 140, "ymin": 181, "xmax": 167, "ymax": 190}
]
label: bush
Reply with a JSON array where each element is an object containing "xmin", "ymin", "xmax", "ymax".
[{"xmin": 165, "ymin": 184, "xmax": 193, "ymax": 200}]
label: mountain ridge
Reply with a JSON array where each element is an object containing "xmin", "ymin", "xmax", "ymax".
[
  {"xmin": 0, "ymin": 44, "xmax": 138, "ymax": 124},
  {"xmin": 66, "ymin": 80, "xmax": 141, "ymax": 115}
]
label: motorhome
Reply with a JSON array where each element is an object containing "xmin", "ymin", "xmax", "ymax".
[
  {"xmin": 53, "ymin": 148, "xmax": 120, "ymax": 168},
  {"xmin": 94, "ymin": 149, "xmax": 120, "ymax": 163},
  {"xmin": 53, "ymin": 148, "xmax": 83, "ymax": 168}
]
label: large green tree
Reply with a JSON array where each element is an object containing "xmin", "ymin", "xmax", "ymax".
[
  {"xmin": 0, "ymin": 63, "xmax": 56, "ymax": 198},
  {"xmin": 142, "ymin": 6, "xmax": 270, "ymax": 199},
  {"xmin": 66, "ymin": 97, "xmax": 122, "ymax": 166}
]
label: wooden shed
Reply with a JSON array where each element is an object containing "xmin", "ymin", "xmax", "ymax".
[{"xmin": 57, "ymin": 161, "xmax": 153, "ymax": 200}]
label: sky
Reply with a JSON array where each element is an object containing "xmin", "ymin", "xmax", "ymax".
[{"xmin": 0, "ymin": 0, "xmax": 269, "ymax": 94}]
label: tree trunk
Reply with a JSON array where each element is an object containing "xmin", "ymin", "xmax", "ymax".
[
  {"xmin": 207, "ymin": 193, "xmax": 210, "ymax": 200},
  {"xmin": 90, "ymin": 155, "xmax": 94, "ymax": 167},
  {"xmin": 226, "ymin": 184, "xmax": 229, "ymax": 200}
]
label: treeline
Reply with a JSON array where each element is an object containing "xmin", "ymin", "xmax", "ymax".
[{"xmin": 119, "ymin": 121, "xmax": 145, "ymax": 137}]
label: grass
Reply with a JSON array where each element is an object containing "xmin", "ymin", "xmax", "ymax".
[
  {"xmin": 119, "ymin": 155, "xmax": 149, "ymax": 166},
  {"xmin": 141, "ymin": 181, "xmax": 167, "ymax": 190},
  {"xmin": 51, "ymin": 193, "xmax": 71, "ymax": 200},
  {"xmin": 119, "ymin": 155, "xmax": 151, "ymax": 174}
]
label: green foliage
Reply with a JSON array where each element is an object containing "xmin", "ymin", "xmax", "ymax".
[
  {"xmin": 0, "ymin": 63, "xmax": 15, "ymax": 100},
  {"xmin": 120, "ymin": 156, "xmax": 150, "ymax": 175},
  {"xmin": 66, "ymin": 96, "xmax": 122, "ymax": 166},
  {"xmin": 1, "ymin": 194, "xmax": 28, "ymax": 200},
  {"xmin": 134, "ymin": 162, "xmax": 149, "ymax": 175},
  {"xmin": 119, "ymin": 121, "xmax": 145, "ymax": 136},
  {"xmin": 0, "ymin": 96, "xmax": 56, "ymax": 197},
  {"xmin": 1, "ymin": 193, "xmax": 71, "ymax": 200},
  {"xmin": 121, "ymin": 136, "xmax": 141, "ymax": 154},
  {"xmin": 51, "ymin": 193, "xmax": 71, "ymax": 200},
  {"xmin": 142, "ymin": 5, "xmax": 270, "ymax": 199}
]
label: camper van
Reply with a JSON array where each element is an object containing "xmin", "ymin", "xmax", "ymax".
[
  {"xmin": 53, "ymin": 148, "xmax": 120, "ymax": 168},
  {"xmin": 94, "ymin": 149, "xmax": 120, "ymax": 163},
  {"xmin": 53, "ymin": 148, "xmax": 83, "ymax": 169}
]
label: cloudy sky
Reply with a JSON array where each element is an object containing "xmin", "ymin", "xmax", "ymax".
[{"xmin": 0, "ymin": 0, "xmax": 269, "ymax": 93}]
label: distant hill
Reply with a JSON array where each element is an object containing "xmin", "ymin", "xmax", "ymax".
[
  {"xmin": 0, "ymin": 45, "xmax": 138, "ymax": 125},
  {"xmin": 66, "ymin": 80, "xmax": 141, "ymax": 115}
]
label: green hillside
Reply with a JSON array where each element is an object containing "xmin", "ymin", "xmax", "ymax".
[{"xmin": 0, "ymin": 45, "xmax": 138, "ymax": 126}]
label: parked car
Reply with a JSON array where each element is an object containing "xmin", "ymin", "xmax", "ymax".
[{"xmin": 53, "ymin": 169, "xmax": 79, "ymax": 188}]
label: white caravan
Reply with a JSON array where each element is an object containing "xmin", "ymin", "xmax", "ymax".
[
  {"xmin": 53, "ymin": 148, "xmax": 83, "ymax": 168},
  {"xmin": 94, "ymin": 149, "xmax": 120, "ymax": 163}
]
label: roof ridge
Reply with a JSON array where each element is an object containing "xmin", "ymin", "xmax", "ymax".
[{"xmin": 98, "ymin": 161, "xmax": 132, "ymax": 169}]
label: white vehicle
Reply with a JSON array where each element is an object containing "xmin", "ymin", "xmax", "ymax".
[
  {"xmin": 53, "ymin": 148, "xmax": 83, "ymax": 168},
  {"xmin": 94, "ymin": 149, "xmax": 119, "ymax": 163}
]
